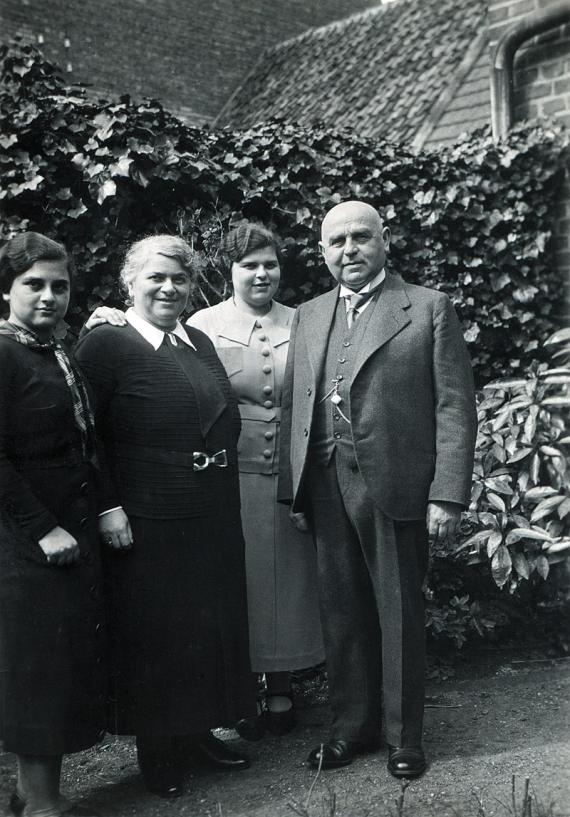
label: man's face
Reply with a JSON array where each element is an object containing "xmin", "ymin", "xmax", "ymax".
[{"xmin": 319, "ymin": 202, "xmax": 390, "ymax": 291}]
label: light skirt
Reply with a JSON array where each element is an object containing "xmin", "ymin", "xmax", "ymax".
[{"xmin": 240, "ymin": 471, "xmax": 324, "ymax": 673}]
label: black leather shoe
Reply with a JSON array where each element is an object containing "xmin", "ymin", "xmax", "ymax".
[
  {"xmin": 137, "ymin": 749, "xmax": 183, "ymax": 798},
  {"xmin": 264, "ymin": 696, "xmax": 295, "ymax": 736},
  {"xmin": 387, "ymin": 745, "xmax": 427, "ymax": 778},
  {"xmin": 188, "ymin": 732, "xmax": 250, "ymax": 770},
  {"xmin": 9, "ymin": 793, "xmax": 25, "ymax": 816},
  {"xmin": 307, "ymin": 739, "xmax": 369, "ymax": 769},
  {"xmin": 235, "ymin": 715, "xmax": 265, "ymax": 741}
]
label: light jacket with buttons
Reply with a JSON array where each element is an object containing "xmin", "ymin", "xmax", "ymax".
[{"xmin": 188, "ymin": 299, "xmax": 295, "ymax": 476}]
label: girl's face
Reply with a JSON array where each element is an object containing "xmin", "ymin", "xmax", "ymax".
[
  {"xmin": 3, "ymin": 260, "xmax": 70, "ymax": 339},
  {"xmin": 231, "ymin": 247, "xmax": 280, "ymax": 312}
]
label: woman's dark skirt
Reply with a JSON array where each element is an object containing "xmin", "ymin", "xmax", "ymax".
[
  {"xmin": 0, "ymin": 465, "xmax": 106, "ymax": 756},
  {"xmin": 104, "ymin": 514, "xmax": 255, "ymax": 738}
]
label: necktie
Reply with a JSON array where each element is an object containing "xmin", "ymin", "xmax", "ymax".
[{"xmin": 344, "ymin": 285, "xmax": 381, "ymax": 329}]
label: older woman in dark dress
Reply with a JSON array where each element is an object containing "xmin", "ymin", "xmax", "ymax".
[
  {"xmin": 75, "ymin": 235, "xmax": 255, "ymax": 799},
  {"xmin": 0, "ymin": 233, "xmax": 106, "ymax": 817}
]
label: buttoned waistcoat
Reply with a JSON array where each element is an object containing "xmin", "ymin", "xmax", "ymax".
[{"xmin": 277, "ymin": 272, "xmax": 477, "ymax": 521}]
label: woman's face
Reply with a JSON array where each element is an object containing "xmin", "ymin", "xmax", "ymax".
[
  {"xmin": 231, "ymin": 247, "xmax": 280, "ymax": 311},
  {"xmin": 129, "ymin": 253, "xmax": 191, "ymax": 330},
  {"xmin": 3, "ymin": 260, "xmax": 70, "ymax": 340}
]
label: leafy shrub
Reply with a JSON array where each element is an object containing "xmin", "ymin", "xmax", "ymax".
[
  {"xmin": 1, "ymin": 41, "xmax": 569, "ymax": 382},
  {"xmin": 1, "ymin": 41, "xmax": 568, "ymax": 647},
  {"xmin": 426, "ymin": 328, "xmax": 570, "ymax": 648}
]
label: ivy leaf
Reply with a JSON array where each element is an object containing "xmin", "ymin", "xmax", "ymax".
[
  {"xmin": 0, "ymin": 133, "xmax": 17, "ymax": 148},
  {"xmin": 67, "ymin": 202, "xmax": 87, "ymax": 218},
  {"xmin": 491, "ymin": 271, "xmax": 510, "ymax": 291},
  {"xmin": 109, "ymin": 156, "xmax": 133, "ymax": 177},
  {"xmin": 97, "ymin": 179, "xmax": 117, "ymax": 204},
  {"xmin": 463, "ymin": 324, "xmax": 480, "ymax": 343}
]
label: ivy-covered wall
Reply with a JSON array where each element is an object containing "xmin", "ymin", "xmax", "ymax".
[
  {"xmin": 1, "ymin": 41, "xmax": 568, "ymax": 388},
  {"xmin": 2, "ymin": 42, "xmax": 569, "ymax": 648}
]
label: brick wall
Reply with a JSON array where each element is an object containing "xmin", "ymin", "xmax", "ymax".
[
  {"xmin": 0, "ymin": 0, "xmax": 379, "ymax": 125},
  {"xmin": 489, "ymin": 0, "xmax": 570, "ymax": 317}
]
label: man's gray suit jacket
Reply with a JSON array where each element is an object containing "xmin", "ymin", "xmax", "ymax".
[{"xmin": 277, "ymin": 272, "xmax": 477, "ymax": 521}]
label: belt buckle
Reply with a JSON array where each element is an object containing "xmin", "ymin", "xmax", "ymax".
[{"xmin": 193, "ymin": 449, "xmax": 228, "ymax": 471}]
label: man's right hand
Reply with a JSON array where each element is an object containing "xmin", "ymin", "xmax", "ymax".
[
  {"xmin": 85, "ymin": 306, "xmax": 127, "ymax": 330},
  {"xmin": 38, "ymin": 526, "xmax": 80, "ymax": 566},
  {"xmin": 289, "ymin": 510, "xmax": 310, "ymax": 533}
]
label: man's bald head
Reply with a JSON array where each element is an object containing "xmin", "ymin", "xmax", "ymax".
[
  {"xmin": 321, "ymin": 201, "xmax": 384, "ymax": 240},
  {"xmin": 319, "ymin": 200, "xmax": 390, "ymax": 291}
]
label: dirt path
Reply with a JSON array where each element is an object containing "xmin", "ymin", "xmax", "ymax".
[{"xmin": 2, "ymin": 658, "xmax": 569, "ymax": 817}]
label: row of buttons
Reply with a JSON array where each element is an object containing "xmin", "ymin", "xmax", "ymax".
[{"xmin": 257, "ymin": 331, "xmax": 275, "ymax": 409}]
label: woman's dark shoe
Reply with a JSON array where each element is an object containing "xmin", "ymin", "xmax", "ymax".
[
  {"xmin": 263, "ymin": 695, "xmax": 295, "ymax": 736},
  {"xmin": 186, "ymin": 732, "xmax": 250, "ymax": 770},
  {"xmin": 136, "ymin": 748, "xmax": 183, "ymax": 798},
  {"xmin": 9, "ymin": 793, "xmax": 26, "ymax": 816},
  {"xmin": 387, "ymin": 745, "xmax": 427, "ymax": 779},
  {"xmin": 235, "ymin": 715, "xmax": 265, "ymax": 741}
]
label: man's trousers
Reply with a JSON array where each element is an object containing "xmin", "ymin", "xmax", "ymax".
[{"xmin": 306, "ymin": 451, "xmax": 429, "ymax": 747}]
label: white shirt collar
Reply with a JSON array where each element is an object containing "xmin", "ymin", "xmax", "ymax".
[
  {"xmin": 126, "ymin": 308, "xmax": 196, "ymax": 351},
  {"xmin": 339, "ymin": 268, "xmax": 386, "ymax": 301}
]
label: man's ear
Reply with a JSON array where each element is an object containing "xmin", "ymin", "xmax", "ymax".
[
  {"xmin": 382, "ymin": 226, "xmax": 391, "ymax": 251},
  {"xmin": 318, "ymin": 240, "xmax": 326, "ymax": 260},
  {"xmin": 2, "ymin": 292, "xmax": 10, "ymax": 304}
]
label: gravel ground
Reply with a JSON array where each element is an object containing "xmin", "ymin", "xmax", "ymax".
[{"xmin": 1, "ymin": 656, "xmax": 569, "ymax": 817}]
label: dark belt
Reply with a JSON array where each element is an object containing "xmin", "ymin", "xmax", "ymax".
[{"xmin": 115, "ymin": 445, "xmax": 227, "ymax": 472}]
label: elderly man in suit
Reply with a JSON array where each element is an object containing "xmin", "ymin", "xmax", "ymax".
[{"xmin": 278, "ymin": 200, "xmax": 476, "ymax": 778}]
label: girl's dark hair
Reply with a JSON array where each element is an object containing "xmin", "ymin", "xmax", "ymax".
[
  {"xmin": 219, "ymin": 222, "xmax": 281, "ymax": 278},
  {"xmin": 0, "ymin": 232, "xmax": 69, "ymax": 294}
]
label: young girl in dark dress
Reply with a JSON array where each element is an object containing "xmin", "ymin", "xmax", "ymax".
[{"xmin": 0, "ymin": 233, "xmax": 106, "ymax": 817}]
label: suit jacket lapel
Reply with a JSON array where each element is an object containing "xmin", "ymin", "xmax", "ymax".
[
  {"xmin": 305, "ymin": 286, "xmax": 339, "ymax": 382},
  {"xmin": 352, "ymin": 274, "xmax": 411, "ymax": 383}
]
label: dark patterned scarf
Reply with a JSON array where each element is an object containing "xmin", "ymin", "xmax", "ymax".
[{"xmin": 0, "ymin": 319, "xmax": 98, "ymax": 466}]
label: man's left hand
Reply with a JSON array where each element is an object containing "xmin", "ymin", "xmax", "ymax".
[
  {"xmin": 426, "ymin": 501, "xmax": 462, "ymax": 545},
  {"xmin": 85, "ymin": 306, "xmax": 127, "ymax": 330}
]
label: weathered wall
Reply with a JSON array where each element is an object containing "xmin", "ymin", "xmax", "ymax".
[
  {"xmin": 0, "ymin": 0, "xmax": 380, "ymax": 124},
  {"xmin": 488, "ymin": 0, "xmax": 570, "ymax": 316}
]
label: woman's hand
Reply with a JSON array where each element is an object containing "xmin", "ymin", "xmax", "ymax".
[
  {"xmin": 38, "ymin": 526, "xmax": 80, "ymax": 566},
  {"xmin": 289, "ymin": 510, "xmax": 310, "ymax": 533},
  {"xmin": 99, "ymin": 508, "xmax": 133, "ymax": 550},
  {"xmin": 85, "ymin": 306, "xmax": 127, "ymax": 330}
]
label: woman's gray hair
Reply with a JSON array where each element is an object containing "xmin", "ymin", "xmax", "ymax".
[{"xmin": 120, "ymin": 235, "xmax": 195, "ymax": 293}]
